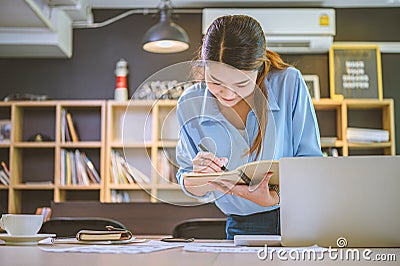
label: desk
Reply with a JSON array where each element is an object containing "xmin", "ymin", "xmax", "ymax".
[{"xmin": 0, "ymin": 240, "xmax": 398, "ymax": 266}]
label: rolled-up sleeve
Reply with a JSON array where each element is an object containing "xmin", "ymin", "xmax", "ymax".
[{"xmin": 175, "ymin": 102, "xmax": 212, "ymax": 200}]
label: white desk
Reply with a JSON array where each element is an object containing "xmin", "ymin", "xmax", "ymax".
[{"xmin": 0, "ymin": 239, "xmax": 399, "ymax": 266}]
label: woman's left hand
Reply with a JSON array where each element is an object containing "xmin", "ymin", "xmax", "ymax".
[{"xmin": 208, "ymin": 172, "xmax": 279, "ymax": 207}]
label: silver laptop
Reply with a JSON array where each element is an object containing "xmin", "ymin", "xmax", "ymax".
[
  {"xmin": 235, "ymin": 156, "xmax": 400, "ymax": 247},
  {"xmin": 280, "ymin": 156, "xmax": 400, "ymax": 248}
]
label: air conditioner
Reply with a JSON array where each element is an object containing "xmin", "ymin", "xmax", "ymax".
[{"xmin": 202, "ymin": 8, "xmax": 335, "ymax": 54}]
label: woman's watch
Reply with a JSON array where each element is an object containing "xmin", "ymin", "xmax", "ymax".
[{"xmin": 269, "ymin": 184, "xmax": 280, "ymax": 205}]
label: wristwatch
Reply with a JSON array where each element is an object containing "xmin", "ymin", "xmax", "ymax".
[{"xmin": 269, "ymin": 184, "xmax": 280, "ymax": 205}]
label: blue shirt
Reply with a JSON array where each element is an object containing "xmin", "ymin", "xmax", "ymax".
[{"xmin": 175, "ymin": 67, "xmax": 322, "ymax": 215}]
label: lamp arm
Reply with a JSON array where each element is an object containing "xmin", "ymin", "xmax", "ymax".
[{"xmin": 72, "ymin": 8, "xmax": 201, "ymax": 29}]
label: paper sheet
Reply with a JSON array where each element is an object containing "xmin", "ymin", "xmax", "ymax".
[
  {"xmin": 183, "ymin": 246, "xmax": 262, "ymax": 253},
  {"xmin": 40, "ymin": 240, "xmax": 184, "ymax": 254},
  {"xmin": 183, "ymin": 244, "xmax": 328, "ymax": 254}
]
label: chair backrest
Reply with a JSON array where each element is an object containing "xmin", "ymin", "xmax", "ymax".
[
  {"xmin": 172, "ymin": 218, "xmax": 227, "ymax": 239},
  {"xmin": 39, "ymin": 217, "xmax": 127, "ymax": 238}
]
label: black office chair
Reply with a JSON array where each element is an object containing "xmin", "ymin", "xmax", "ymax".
[
  {"xmin": 39, "ymin": 217, "xmax": 127, "ymax": 238},
  {"xmin": 172, "ymin": 218, "xmax": 227, "ymax": 239}
]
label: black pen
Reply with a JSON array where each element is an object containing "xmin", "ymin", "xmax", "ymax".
[
  {"xmin": 197, "ymin": 143, "xmax": 251, "ymax": 185},
  {"xmin": 198, "ymin": 143, "xmax": 227, "ymax": 171}
]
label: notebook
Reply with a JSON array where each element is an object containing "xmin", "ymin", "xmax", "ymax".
[{"xmin": 235, "ymin": 156, "xmax": 400, "ymax": 248}]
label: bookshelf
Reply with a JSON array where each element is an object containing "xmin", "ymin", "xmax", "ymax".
[
  {"xmin": 105, "ymin": 100, "xmax": 197, "ymax": 203},
  {"xmin": 2, "ymin": 101, "xmax": 105, "ymax": 214},
  {"xmin": 0, "ymin": 98, "xmax": 396, "ymax": 213},
  {"xmin": 313, "ymin": 98, "xmax": 395, "ymax": 156},
  {"xmin": 0, "ymin": 102, "xmax": 11, "ymax": 215}
]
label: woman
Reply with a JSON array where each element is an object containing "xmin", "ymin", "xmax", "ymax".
[{"xmin": 175, "ymin": 15, "xmax": 322, "ymax": 240}]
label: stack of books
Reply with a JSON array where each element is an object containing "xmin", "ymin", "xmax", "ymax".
[
  {"xmin": 110, "ymin": 150, "xmax": 150, "ymax": 185},
  {"xmin": 157, "ymin": 150, "xmax": 178, "ymax": 184},
  {"xmin": 60, "ymin": 149, "xmax": 101, "ymax": 185},
  {"xmin": 347, "ymin": 127, "xmax": 389, "ymax": 143},
  {"xmin": 110, "ymin": 190, "xmax": 132, "ymax": 202}
]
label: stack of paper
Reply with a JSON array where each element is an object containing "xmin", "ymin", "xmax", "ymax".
[{"xmin": 346, "ymin": 127, "xmax": 389, "ymax": 143}]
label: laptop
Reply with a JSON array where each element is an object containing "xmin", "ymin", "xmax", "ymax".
[{"xmin": 235, "ymin": 156, "xmax": 400, "ymax": 248}]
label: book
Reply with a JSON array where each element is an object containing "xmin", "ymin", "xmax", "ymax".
[
  {"xmin": 69, "ymin": 151, "xmax": 77, "ymax": 185},
  {"xmin": 0, "ymin": 170, "xmax": 9, "ymax": 186},
  {"xmin": 65, "ymin": 151, "xmax": 72, "ymax": 185},
  {"xmin": 1, "ymin": 161, "xmax": 10, "ymax": 178},
  {"xmin": 66, "ymin": 112, "xmax": 79, "ymax": 142},
  {"xmin": 125, "ymin": 164, "xmax": 151, "ymax": 184},
  {"xmin": 81, "ymin": 152, "xmax": 101, "ymax": 184},
  {"xmin": 347, "ymin": 127, "xmax": 389, "ymax": 143},
  {"xmin": 60, "ymin": 149, "xmax": 65, "ymax": 185},
  {"xmin": 76, "ymin": 229, "xmax": 133, "ymax": 241},
  {"xmin": 183, "ymin": 160, "xmax": 279, "ymax": 186}
]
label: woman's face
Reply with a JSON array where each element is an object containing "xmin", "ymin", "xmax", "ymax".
[{"xmin": 205, "ymin": 63, "xmax": 258, "ymax": 107}]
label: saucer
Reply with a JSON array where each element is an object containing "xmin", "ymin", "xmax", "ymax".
[{"xmin": 0, "ymin": 233, "xmax": 56, "ymax": 246}]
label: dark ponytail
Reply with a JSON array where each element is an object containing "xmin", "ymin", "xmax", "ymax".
[{"xmin": 198, "ymin": 15, "xmax": 290, "ymax": 159}]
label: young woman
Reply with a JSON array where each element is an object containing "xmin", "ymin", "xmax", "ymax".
[{"xmin": 175, "ymin": 15, "xmax": 322, "ymax": 240}]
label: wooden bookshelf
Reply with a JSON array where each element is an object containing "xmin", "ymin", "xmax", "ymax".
[
  {"xmin": 313, "ymin": 98, "xmax": 395, "ymax": 156},
  {"xmin": 105, "ymin": 100, "xmax": 197, "ymax": 203},
  {"xmin": 1, "ymin": 98, "xmax": 396, "ymax": 213},
  {"xmin": 3, "ymin": 101, "xmax": 105, "ymax": 214}
]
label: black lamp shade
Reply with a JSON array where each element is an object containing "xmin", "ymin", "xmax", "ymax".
[{"xmin": 143, "ymin": 9, "xmax": 190, "ymax": 53}]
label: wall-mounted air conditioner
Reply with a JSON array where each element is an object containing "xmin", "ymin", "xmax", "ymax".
[{"xmin": 203, "ymin": 8, "xmax": 336, "ymax": 54}]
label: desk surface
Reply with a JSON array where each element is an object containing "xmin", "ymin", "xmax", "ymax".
[{"xmin": 0, "ymin": 239, "xmax": 398, "ymax": 266}]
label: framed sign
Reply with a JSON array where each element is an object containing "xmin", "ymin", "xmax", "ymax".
[
  {"xmin": 329, "ymin": 44, "xmax": 383, "ymax": 100},
  {"xmin": 303, "ymin": 75, "xmax": 320, "ymax": 101}
]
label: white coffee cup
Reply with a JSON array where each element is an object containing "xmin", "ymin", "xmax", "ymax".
[{"xmin": 0, "ymin": 214, "xmax": 43, "ymax": 236}]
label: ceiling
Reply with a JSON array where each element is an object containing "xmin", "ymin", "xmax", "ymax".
[
  {"xmin": 0, "ymin": 0, "xmax": 399, "ymax": 57},
  {"xmin": 89, "ymin": 0, "xmax": 400, "ymax": 8},
  {"xmin": 1, "ymin": 0, "xmax": 399, "ymax": 28}
]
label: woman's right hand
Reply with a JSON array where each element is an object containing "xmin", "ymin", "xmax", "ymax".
[
  {"xmin": 192, "ymin": 151, "xmax": 228, "ymax": 173},
  {"xmin": 183, "ymin": 152, "xmax": 228, "ymax": 197}
]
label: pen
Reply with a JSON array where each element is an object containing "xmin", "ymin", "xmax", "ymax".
[
  {"xmin": 198, "ymin": 143, "xmax": 227, "ymax": 171},
  {"xmin": 197, "ymin": 143, "xmax": 251, "ymax": 185}
]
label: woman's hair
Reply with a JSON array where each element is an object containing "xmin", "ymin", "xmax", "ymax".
[{"xmin": 198, "ymin": 15, "xmax": 290, "ymax": 159}]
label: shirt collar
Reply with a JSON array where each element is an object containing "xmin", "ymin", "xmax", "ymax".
[{"xmin": 200, "ymin": 88, "xmax": 223, "ymax": 125}]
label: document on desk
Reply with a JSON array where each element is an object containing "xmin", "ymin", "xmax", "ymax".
[
  {"xmin": 40, "ymin": 241, "xmax": 184, "ymax": 254},
  {"xmin": 183, "ymin": 244, "xmax": 327, "ymax": 254}
]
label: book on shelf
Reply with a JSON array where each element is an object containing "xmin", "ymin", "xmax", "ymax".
[
  {"xmin": 81, "ymin": 152, "xmax": 101, "ymax": 184},
  {"xmin": 111, "ymin": 190, "xmax": 131, "ymax": 203},
  {"xmin": 0, "ymin": 170, "xmax": 9, "ymax": 186},
  {"xmin": 1, "ymin": 161, "xmax": 10, "ymax": 178},
  {"xmin": 157, "ymin": 150, "xmax": 178, "ymax": 184},
  {"xmin": 69, "ymin": 151, "xmax": 77, "ymax": 185},
  {"xmin": 61, "ymin": 109, "xmax": 70, "ymax": 142},
  {"xmin": 65, "ymin": 150, "xmax": 72, "ymax": 185},
  {"xmin": 60, "ymin": 149, "xmax": 65, "ymax": 185},
  {"xmin": 75, "ymin": 150, "xmax": 90, "ymax": 186},
  {"xmin": 61, "ymin": 149, "xmax": 101, "ymax": 186},
  {"xmin": 65, "ymin": 111, "xmax": 80, "ymax": 142},
  {"xmin": 110, "ymin": 150, "xmax": 150, "ymax": 185},
  {"xmin": 127, "ymin": 166, "xmax": 151, "ymax": 184},
  {"xmin": 346, "ymin": 127, "xmax": 389, "ymax": 143},
  {"xmin": 118, "ymin": 155, "xmax": 135, "ymax": 185},
  {"xmin": 183, "ymin": 160, "xmax": 279, "ymax": 187}
]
